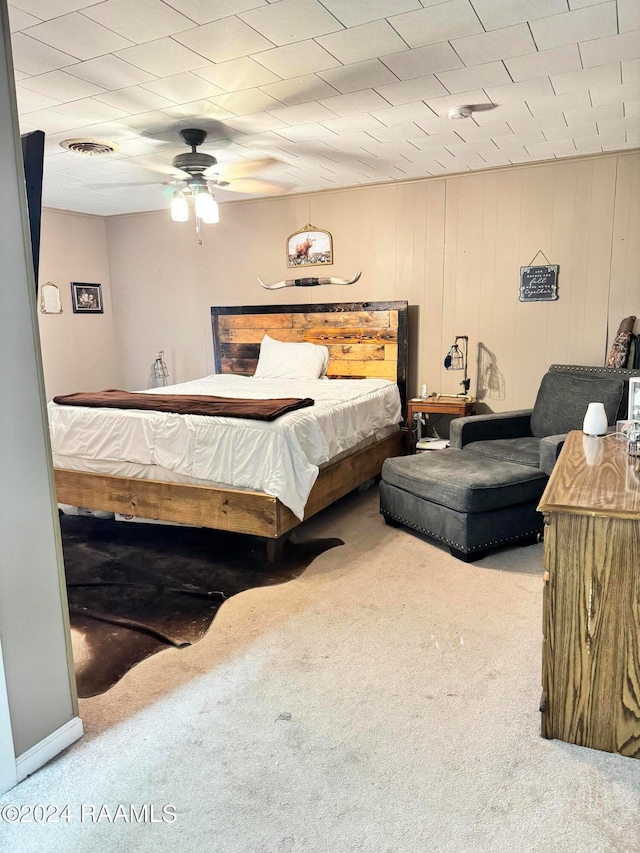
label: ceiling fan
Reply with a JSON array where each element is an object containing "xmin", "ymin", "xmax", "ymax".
[{"xmin": 170, "ymin": 127, "xmax": 288, "ymax": 202}]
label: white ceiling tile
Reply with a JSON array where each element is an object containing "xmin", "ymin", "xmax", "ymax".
[
  {"xmin": 625, "ymin": 128, "xmax": 640, "ymax": 144},
  {"xmin": 436, "ymin": 61, "xmax": 511, "ymax": 94},
  {"xmin": 252, "ymin": 40, "xmax": 341, "ymax": 78},
  {"xmin": 65, "ymin": 55, "xmax": 156, "ymax": 88},
  {"xmin": 411, "ymin": 129, "xmax": 467, "ymax": 148},
  {"xmin": 543, "ymin": 121, "xmax": 597, "ymax": 140},
  {"xmin": 442, "ymin": 148, "xmax": 488, "ymax": 167},
  {"xmin": 194, "ymin": 57, "xmax": 280, "ymax": 92},
  {"xmin": 10, "ymin": 0, "xmax": 103, "ymax": 18},
  {"xmin": 564, "ymin": 102, "xmax": 622, "ymax": 123},
  {"xmin": 118, "ymin": 111, "xmax": 180, "ymax": 133},
  {"xmin": 507, "ymin": 115, "xmax": 567, "ymax": 134},
  {"xmin": 572, "ymin": 131, "xmax": 621, "ymax": 153},
  {"xmin": 14, "ymin": 107, "xmax": 85, "ymax": 132},
  {"xmin": 318, "ymin": 88, "xmax": 390, "ymax": 116},
  {"xmin": 525, "ymin": 139, "xmax": 577, "ymax": 158},
  {"xmin": 590, "ymin": 80, "xmax": 640, "ymax": 107},
  {"xmin": 8, "ymin": 6, "xmax": 41, "ymax": 30},
  {"xmin": 527, "ymin": 90, "xmax": 591, "ymax": 116},
  {"xmin": 470, "ymin": 102, "xmax": 535, "ymax": 124},
  {"xmin": 162, "ymin": 100, "xmax": 235, "ymax": 121},
  {"xmin": 239, "ymin": 0, "xmax": 343, "ymax": 45},
  {"xmin": 494, "ymin": 131, "xmax": 546, "ymax": 148},
  {"xmin": 580, "ymin": 31, "xmax": 640, "ymax": 67},
  {"xmin": 268, "ymin": 101, "xmax": 338, "ymax": 124},
  {"xmin": 316, "ymin": 20, "xmax": 407, "ymax": 65},
  {"xmin": 373, "ymin": 75, "xmax": 448, "ymax": 106},
  {"xmin": 63, "ymin": 119, "xmax": 141, "ymax": 140},
  {"xmin": 317, "ymin": 59, "xmax": 398, "ymax": 94},
  {"xmin": 370, "ymin": 101, "xmax": 439, "ymax": 126},
  {"xmin": 622, "ymin": 59, "xmax": 640, "ymax": 83},
  {"xmin": 210, "ymin": 88, "xmax": 284, "ymax": 115},
  {"xmin": 550, "ymin": 63, "xmax": 621, "ymax": 94},
  {"xmin": 486, "ymin": 77, "xmax": 555, "ymax": 105},
  {"xmin": 569, "ymin": 0, "xmax": 612, "ymax": 7},
  {"xmin": 492, "ymin": 146, "xmax": 532, "ymax": 163},
  {"xmin": 20, "ymin": 69, "xmax": 106, "ymax": 99},
  {"xmin": 52, "ymin": 97, "xmax": 130, "ymax": 124},
  {"xmin": 83, "ymin": 0, "xmax": 196, "ymax": 44},
  {"xmin": 272, "ymin": 122, "xmax": 340, "ymax": 141},
  {"xmin": 618, "ymin": 0, "xmax": 640, "ymax": 33},
  {"xmin": 422, "ymin": 88, "xmax": 489, "ymax": 116},
  {"xmin": 159, "ymin": 0, "xmax": 266, "ymax": 24},
  {"xmin": 473, "ymin": 0, "xmax": 569, "ymax": 30},
  {"xmin": 24, "ymin": 14, "xmax": 133, "ymax": 61},
  {"xmin": 13, "ymin": 69, "xmax": 31, "ymax": 81},
  {"xmin": 15, "ymin": 86, "xmax": 61, "ymax": 112},
  {"xmin": 366, "ymin": 121, "xmax": 426, "ymax": 141},
  {"xmin": 260, "ymin": 74, "xmax": 339, "ymax": 104},
  {"xmin": 10, "ymin": 33, "xmax": 77, "ymax": 75},
  {"xmin": 478, "ymin": 147, "xmax": 513, "ymax": 165},
  {"xmin": 529, "ymin": 3, "xmax": 617, "ymax": 52},
  {"xmin": 451, "ymin": 24, "xmax": 536, "ymax": 66},
  {"xmin": 141, "ymin": 72, "xmax": 225, "ymax": 103},
  {"xmin": 173, "ymin": 17, "xmax": 274, "ymax": 63},
  {"xmin": 380, "ymin": 43, "xmax": 463, "ymax": 80},
  {"xmin": 222, "ymin": 111, "xmax": 289, "ymax": 133},
  {"xmin": 623, "ymin": 100, "xmax": 640, "ymax": 117},
  {"xmin": 320, "ymin": 113, "xmax": 386, "ymax": 134},
  {"xmin": 319, "ymin": 0, "xmax": 420, "ymax": 28},
  {"xmin": 115, "ymin": 38, "xmax": 211, "ymax": 76},
  {"xmin": 94, "ymin": 85, "xmax": 174, "ymax": 113},
  {"xmin": 390, "ymin": 1, "xmax": 483, "ymax": 48},
  {"xmin": 113, "ymin": 136, "xmax": 173, "ymax": 156},
  {"xmin": 504, "ymin": 45, "xmax": 582, "ymax": 83},
  {"xmin": 450, "ymin": 121, "xmax": 514, "ymax": 141}
]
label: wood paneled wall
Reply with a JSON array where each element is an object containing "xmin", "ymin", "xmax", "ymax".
[{"xmin": 105, "ymin": 152, "xmax": 640, "ymax": 413}]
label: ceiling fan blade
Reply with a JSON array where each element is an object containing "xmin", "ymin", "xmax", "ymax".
[
  {"xmin": 208, "ymin": 157, "xmax": 279, "ymax": 180},
  {"xmin": 219, "ymin": 178, "xmax": 293, "ymax": 195}
]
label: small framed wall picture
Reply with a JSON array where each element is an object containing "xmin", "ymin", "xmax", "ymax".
[
  {"xmin": 71, "ymin": 282, "xmax": 103, "ymax": 314},
  {"xmin": 287, "ymin": 224, "xmax": 332, "ymax": 268}
]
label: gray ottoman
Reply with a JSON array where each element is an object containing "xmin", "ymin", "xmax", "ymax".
[{"xmin": 379, "ymin": 450, "xmax": 547, "ymax": 560}]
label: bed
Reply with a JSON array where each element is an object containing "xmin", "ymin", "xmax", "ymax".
[{"xmin": 52, "ymin": 300, "xmax": 408, "ymax": 559}]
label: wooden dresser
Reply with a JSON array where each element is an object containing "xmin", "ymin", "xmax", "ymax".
[{"xmin": 538, "ymin": 430, "xmax": 640, "ymax": 758}]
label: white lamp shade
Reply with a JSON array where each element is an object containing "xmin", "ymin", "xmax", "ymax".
[
  {"xmin": 170, "ymin": 194, "xmax": 188, "ymax": 222},
  {"xmin": 583, "ymin": 402, "xmax": 608, "ymax": 436},
  {"xmin": 195, "ymin": 191, "xmax": 219, "ymax": 224}
]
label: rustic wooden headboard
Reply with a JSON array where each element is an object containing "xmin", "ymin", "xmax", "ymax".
[{"xmin": 211, "ymin": 300, "xmax": 408, "ymax": 412}]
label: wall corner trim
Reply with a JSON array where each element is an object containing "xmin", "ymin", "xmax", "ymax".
[{"xmin": 15, "ymin": 717, "xmax": 83, "ymax": 785}]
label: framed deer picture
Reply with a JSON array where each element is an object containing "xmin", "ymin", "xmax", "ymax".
[{"xmin": 287, "ymin": 224, "xmax": 333, "ymax": 268}]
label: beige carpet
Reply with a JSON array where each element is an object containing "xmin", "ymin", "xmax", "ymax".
[{"xmin": 2, "ymin": 487, "xmax": 639, "ymax": 853}]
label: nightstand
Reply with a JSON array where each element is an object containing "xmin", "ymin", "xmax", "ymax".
[{"xmin": 407, "ymin": 396, "xmax": 476, "ymax": 452}]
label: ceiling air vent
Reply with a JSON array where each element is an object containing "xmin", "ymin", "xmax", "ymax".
[{"xmin": 60, "ymin": 138, "xmax": 120, "ymax": 155}]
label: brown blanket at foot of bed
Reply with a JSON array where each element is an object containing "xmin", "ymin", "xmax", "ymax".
[{"xmin": 52, "ymin": 389, "xmax": 314, "ymax": 421}]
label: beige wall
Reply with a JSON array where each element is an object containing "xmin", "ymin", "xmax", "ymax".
[
  {"xmin": 105, "ymin": 151, "xmax": 640, "ymax": 411},
  {"xmin": 38, "ymin": 208, "xmax": 122, "ymax": 400}
]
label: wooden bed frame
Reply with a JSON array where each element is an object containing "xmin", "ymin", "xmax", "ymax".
[{"xmin": 54, "ymin": 300, "xmax": 408, "ymax": 560}]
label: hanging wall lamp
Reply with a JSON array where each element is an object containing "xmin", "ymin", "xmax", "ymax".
[{"xmin": 444, "ymin": 335, "xmax": 471, "ymax": 396}]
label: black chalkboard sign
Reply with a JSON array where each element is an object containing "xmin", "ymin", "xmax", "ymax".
[{"xmin": 519, "ymin": 265, "xmax": 559, "ymax": 302}]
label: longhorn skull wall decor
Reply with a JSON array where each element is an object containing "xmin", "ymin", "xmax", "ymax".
[{"xmin": 258, "ymin": 272, "xmax": 362, "ymax": 290}]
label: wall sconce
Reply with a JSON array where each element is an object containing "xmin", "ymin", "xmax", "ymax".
[{"xmin": 444, "ymin": 335, "xmax": 471, "ymax": 396}]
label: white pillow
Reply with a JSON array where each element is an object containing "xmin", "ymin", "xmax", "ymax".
[{"xmin": 253, "ymin": 334, "xmax": 330, "ymax": 380}]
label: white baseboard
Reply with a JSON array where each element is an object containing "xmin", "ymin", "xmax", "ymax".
[{"xmin": 16, "ymin": 717, "xmax": 83, "ymax": 784}]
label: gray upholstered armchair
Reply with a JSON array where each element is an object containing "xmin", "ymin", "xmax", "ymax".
[{"xmin": 451, "ymin": 364, "xmax": 639, "ymax": 475}]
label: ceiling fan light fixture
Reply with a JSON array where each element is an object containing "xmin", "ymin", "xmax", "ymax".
[
  {"xmin": 170, "ymin": 192, "xmax": 188, "ymax": 222},
  {"xmin": 448, "ymin": 105, "xmax": 473, "ymax": 120},
  {"xmin": 195, "ymin": 190, "xmax": 218, "ymax": 223}
]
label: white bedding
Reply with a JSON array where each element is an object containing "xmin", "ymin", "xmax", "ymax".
[{"xmin": 48, "ymin": 375, "xmax": 401, "ymax": 520}]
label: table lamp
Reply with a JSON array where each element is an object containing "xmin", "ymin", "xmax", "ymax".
[{"xmin": 444, "ymin": 335, "xmax": 471, "ymax": 396}]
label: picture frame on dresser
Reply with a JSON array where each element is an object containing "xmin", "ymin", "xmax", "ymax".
[{"xmin": 629, "ymin": 376, "xmax": 640, "ymax": 420}]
